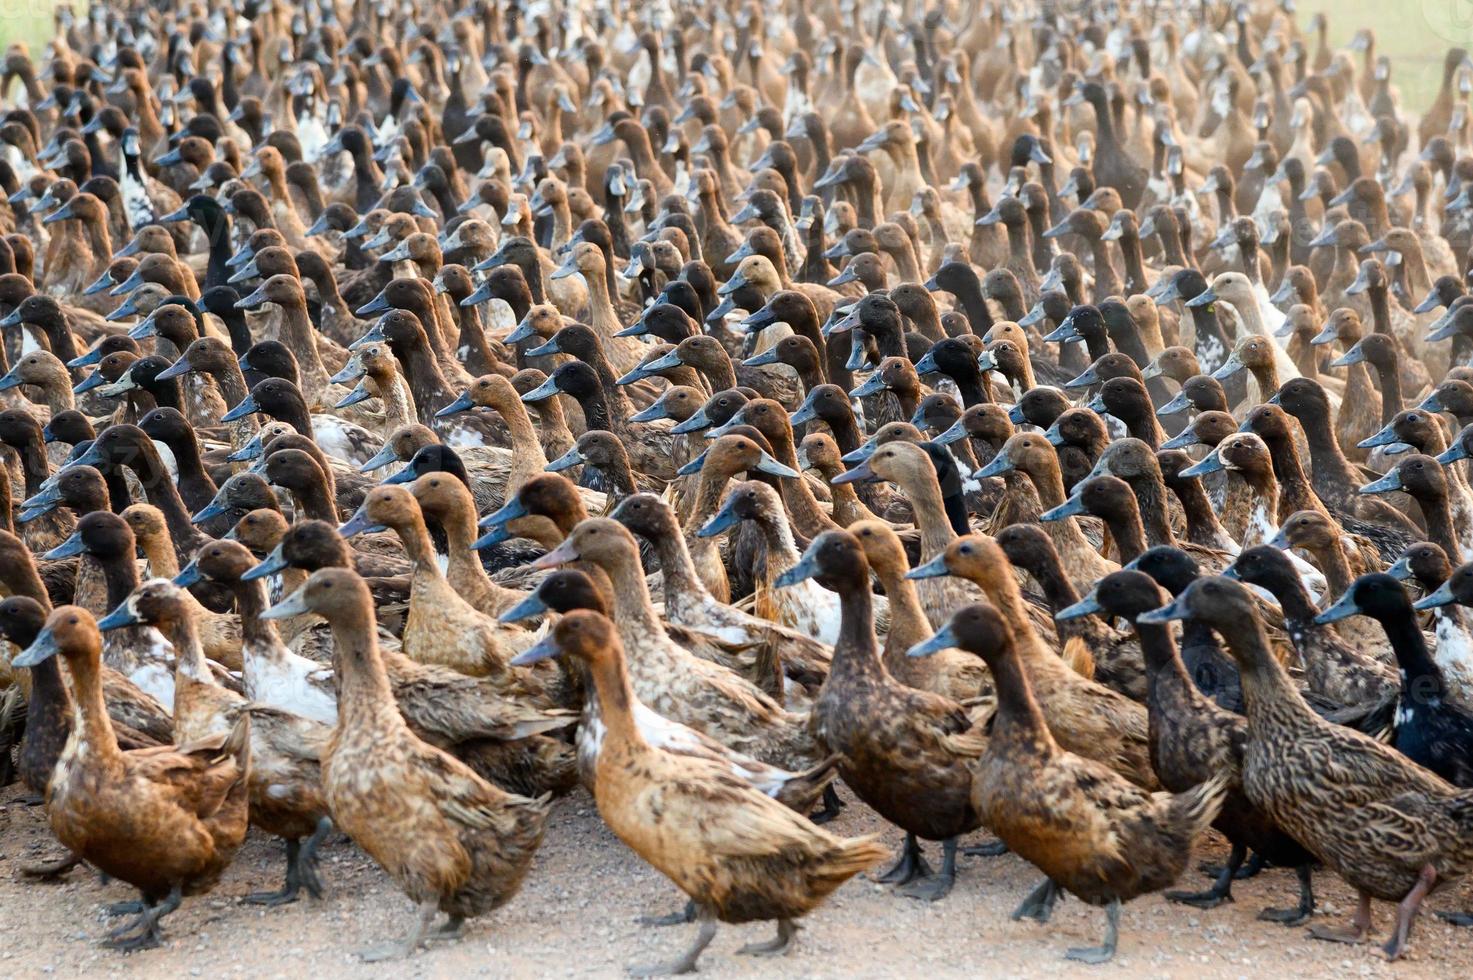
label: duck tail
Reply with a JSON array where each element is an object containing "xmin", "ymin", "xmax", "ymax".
[
  {"xmin": 774, "ymin": 753, "xmax": 842, "ymax": 813},
  {"xmin": 824, "ymin": 834, "xmax": 892, "ymax": 881},
  {"xmin": 1169, "ymin": 768, "xmax": 1232, "ymax": 841},
  {"xmin": 1060, "ymin": 635, "xmax": 1095, "ymax": 680}
]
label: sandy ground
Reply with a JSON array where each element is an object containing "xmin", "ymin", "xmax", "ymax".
[{"xmin": 2, "ymin": 783, "xmax": 1471, "ymax": 979}]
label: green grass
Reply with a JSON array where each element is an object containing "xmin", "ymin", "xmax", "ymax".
[
  {"xmin": 1296, "ymin": 0, "xmax": 1464, "ymax": 112},
  {"xmin": 0, "ymin": 4, "xmax": 54, "ymax": 56}
]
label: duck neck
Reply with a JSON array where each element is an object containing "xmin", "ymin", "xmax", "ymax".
[
  {"xmin": 1420, "ymin": 489, "xmax": 1461, "ymax": 561},
  {"xmin": 65, "ymin": 650, "xmax": 122, "ymax": 762},
  {"xmin": 600, "ymin": 548, "xmax": 667, "ymax": 640},
  {"xmin": 1101, "ymin": 506, "xmax": 1149, "ymax": 563},
  {"xmin": 1379, "ymin": 604, "xmax": 1446, "ymax": 695},
  {"xmin": 987, "ymin": 648, "xmax": 1054, "ymax": 755},
  {"xmin": 233, "ymin": 576, "xmax": 284, "ymax": 651},
  {"xmin": 829, "ymin": 577, "xmax": 884, "ymax": 681},
  {"xmin": 1371, "ymin": 359, "xmax": 1403, "ymax": 424},
  {"xmin": 1262, "ymin": 434, "xmax": 1321, "ymax": 520},
  {"xmin": 371, "ymin": 368, "xmax": 417, "ymax": 433},
  {"xmin": 1131, "ymin": 475, "xmax": 1176, "ymax": 548},
  {"xmin": 651, "ymin": 522, "xmax": 715, "ymax": 610},
  {"xmin": 384, "ymin": 513, "xmax": 435, "ymax": 572},
  {"xmin": 279, "ymin": 301, "xmax": 330, "ymax": 393},
  {"xmin": 13, "ymin": 436, "xmax": 48, "ymax": 496},
  {"xmin": 165, "ymin": 610, "xmax": 212, "ymax": 687},
  {"xmin": 495, "ymin": 397, "xmax": 548, "ymax": 497},
  {"xmin": 585, "ymin": 645, "xmax": 642, "ymax": 747},
  {"xmin": 137, "ymin": 531, "xmax": 179, "ymax": 579},
  {"xmin": 330, "ymin": 606, "xmax": 400, "ymax": 721},
  {"xmin": 899, "ymin": 469, "xmax": 954, "ymax": 560}
]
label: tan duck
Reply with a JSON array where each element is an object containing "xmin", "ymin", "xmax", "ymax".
[
  {"xmin": 265, "ymin": 569, "xmax": 550, "ymax": 961},
  {"xmin": 512, "ymin": 610, "xmax": 883, "ymax": 973},
  {"xmin": 12, "ymin": 607, "xmax": 250, "ymax": 951},
  {"xmin": 533, "ymin": 518, "xmax": 819, "ymax": 771},
  {"xmin": 909, "ymin": 535, "xmax": 1158, "ymax": 789}
]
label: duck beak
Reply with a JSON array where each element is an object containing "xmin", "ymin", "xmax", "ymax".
[
  {"xmin": 1360, "ymin": 470, "xmax": 1403, "ymax": 494},
  {"xmin": 905, "ymin": 554, "xmax": 951, "ymax": 580},
  {"xmin": 906, "ymin": 623, "xmax": 957, "ymax": 658},
  {"xmin": 242, "ymin": 545, "xmax": 288, "ymax": 582},
  {"xmin": 173, "ymin": 560, "xmax": 205, "ymax": 589},
  {"xmin": 755, "ymin": 452, "xmax": 800, "ymax": 478},
  {"xmin": 1056, "ymin": 589, "xmax": 1104, "ymax": 621},
  {"xmin": 436, "ymin": 391, "xmax": 476, "ymax": 418},
  {"xmin": 697, "ymin": 499, "xmax": 741, "ymax": 538},
  {"xmin": 832, "ymin": 458, "xmax": 875, "ymax": 484},
  {"xmin": 1137, "ymin": 595, "xmax": 1188, "ymax": 624},
  {"xmin": 190, "ymin": 495, "xmax": 229, "ymax": 525},
  {"xmin": 1040, "ymin": 495, "xmax": 1086, "ymax": 522},
  {"xmin": 774, "ymin": 549, "xmax": 821, "ymax": 589},
  {"xmin": 96, "ymin": 601, "xmax": 144, "ymax": 631},
  {"xmin": 338, "ymin": 509, "xmax": 386, "ymax": 538},
  {"xmin": 531, "ymin": 538, "xmax": 580, "ymax": 569},
  {"xmin": 546, "ymin": 448, "xmax": 583, "ymax": 472},
  {"xmin": 974, "ymin": 449, "xmax": 1014, "ymax": 478},
  {"xmin": 1314, "ymin": 589, "xmax": 1364, "ymax": 624},
  {"xmin": 10, "ymin": 626, "xmax": 59, "ymax": 668},
  {"xmin": 509, "ymin": 634, "xmax": 562, "ymax": 666},
  {"xmin": 1180, "ymin": 449, "xmax": 1224, "ymax": 477},
  {"xmin": 498, "ymin": 591, "xmax": 550, "ymax": 624},
  {"xmin": 262, "ymin": 584, "xmax": 310, "ymax": 620},
  {"xmin": 519, "ymin": 376, "xmax": 561, "ymax": 403},
  {"xmin": 1414, "ymin": 580, "xmax": 1457, "ymax": 610},
  {"xmin": 1156, "ymin": 391, "xmax": 1191, "ymax": 417},
  {"xmin": 44, "ymin": 531, "xmax": 88, "ymax": 559},
  {"xmin": 220, "ymin": 393, "xmax": 259, "ymax": 423}
]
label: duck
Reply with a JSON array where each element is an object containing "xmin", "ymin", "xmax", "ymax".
[
  {"xmin": 1059, "ymin": 570, "xmax": 1317, "ymax": 920},
  {"xmin": 11, "ymin": 606, "xmax": 250, "ymax": 951},
  {"xmin": 512, "ymin": 609, "xmax": 883, "ymax": 972},
  {"xmin": 264, "ymin": 568, "xmax": 550, "ymax": 961},
  {"xmin": 908, "ymin": 534, "xmax": 1158, "ymax": 789},
  {"xmin": 1144, "ymin": 575, "xmax": 1473, "ymax": 960},
  {"xmin": 912, "ymin": 600, "xmax": 1227, "ymax": 962},
  {"xmin": 97, "ymin": 577, "xmax": 333, "ymax": 908},
  {"xmin": 777, "ymin": 529, "xmax": 985, "ymax": 901},
  {"xmin": 1320, "ymin": 574, "xmax": 1473, "ymax": 786}
]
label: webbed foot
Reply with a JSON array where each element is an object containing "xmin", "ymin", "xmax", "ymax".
[
  {"xmin": 808, "ymin": 785, "xmax": 845, "ymax": 825},
  {"xmin": 1011, "ymin": 878, "xmax": 1060, "ymax": 923},
  {"xmin": 898, "ymin": 838, "xmax": 957, "ymax": 902},
  {"xmin": 737, "ymin": 919, "xmax": 798, "ymax": 957},
  {"xmin": 1168, "ymin": 841, "xmax": 1241, "ymax": 909},
  {"xmin": 244, "ymin": 839, "xmax": 301, "ymax": 906},
  {"xmin": 1064, "ymin": 899, "xmax": 1119, "ymax": 964},
  {"xmin": 873, "ymin": 833, "xmax": 926, "ymax": 885},
  {"xmin": 1436, "ymin": 911, "xmax": 1473, "ymax": 927},
  {"xmin": 1258, "ymin": 864, "xmax": 1315, "ymax": 926},
  {"xmin": 21, "ymin": 851, "xmax": 82, "ymax": 880},
  {"xmin": 628, "ymin": 915, "xmax": 716, "ymax": 976}
]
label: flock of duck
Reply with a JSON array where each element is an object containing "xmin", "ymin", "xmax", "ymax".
[{"xmin": 7, "ymin": 0, "xmax": 1473, "ymax": 970}]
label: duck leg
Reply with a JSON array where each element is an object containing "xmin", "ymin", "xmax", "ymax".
[
  {"xmin": 737, "ymin": 918, "xmax": 799, "ymax": 957},
  {"xmin": 104, "ymin": 885, "xmax": 181, "ymax": 952},
  {"xmin": 20, "ymin": 851, "xmax": 83, "ymax": 880},
  {"xmin": 638, "ymin": 899, "xmax": 697, "ymax": 927},
  {"xmin": 808, "ymin": 784, "xmax": 846, "ymax": 824},
  {"xmin": 1065, "ymin": 899, "xmax": 1120, "ymax": 965},
  {"xmin": 1011, "ymin": 878, "xmax": 1061, "ymax": 923},
  {"xmin": 1382, "ymin": 864, "xmax": 1437, "ymax": 961},
  {"xmin": 1166, "ymin": 840, "xmax": 1243, "ymax": 909},
  {"xmin": 244, "ymin": 838, "xmax": 303, "ymax": 906},
  {"xmin": 963, "ymin": 838, "xmax": 1010, "ymax": 857},
  {"xmin": 295, "ymin": 816, "xmax": 333, "ymax": 900},
  {"xmin": 628, "ymin": 908, "xmax": 718, "ymax": 977},
  {"xmin": 873, "ymin": 833, "xmax": 928, "ymax": 885},
  {"xmin": 358, "ymin": 900, "xmax": 441, "ymax": 962},
  {"xmin": 1198, "ymin": 848, "xmax": 1266, "ymax": 880},
  {"xmin": 1307, "ymin": 891, "xmax": 1372, "ymax": 944},
  {"xmin": 1258, "ymin": 864, "xmax": 1316, "ymax": 925},
  {"xmin": 898, "ymin": 837, "xmax": 958, "ymax": 902}
]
